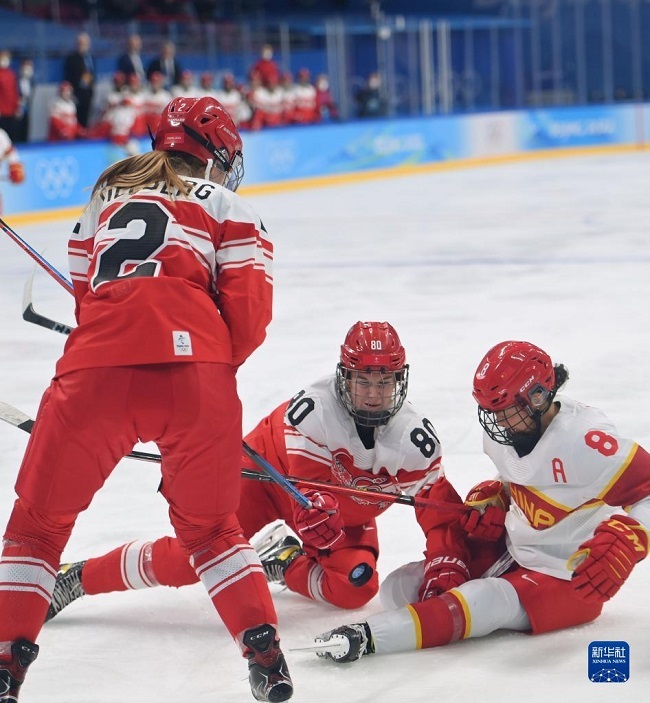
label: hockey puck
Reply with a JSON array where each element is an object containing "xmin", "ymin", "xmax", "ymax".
[{"xmin": 348, "ymin": 562, "xmax": 373, "ymax": 587}]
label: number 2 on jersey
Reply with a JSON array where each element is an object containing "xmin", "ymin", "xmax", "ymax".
[{"xmin": 92, "ymin": 201, "xmax": 170, "ymax": 289}]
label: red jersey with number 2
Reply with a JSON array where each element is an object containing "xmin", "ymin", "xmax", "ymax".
[{"xmin": 57, "ymin": 178, "xmax": 272, "ymax": 376}]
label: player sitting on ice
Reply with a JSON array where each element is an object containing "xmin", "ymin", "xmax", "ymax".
[
  {"xmin": 46, "ymin": 321, "xmax": 483, "ymax": 618},
  {"xmin": 309, "ymin": 340, "xmax": 650, "ymax": 663}
]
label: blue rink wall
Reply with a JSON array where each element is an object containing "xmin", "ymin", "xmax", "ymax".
[{"xmin": 3, "ymin": 103, "xmax": 649, "ymax": 222}]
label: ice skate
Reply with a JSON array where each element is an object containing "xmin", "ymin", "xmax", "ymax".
[
  {"xmin": 0, "ymin": 639, "xmax": 39, "ymax": 702},
  {"xmin": 45, "ymin": 561, "xmax": 86, "ymax": 622},
  {"xmin": 311, "ymin": 623, "xmax": 373, "ymax": 663},
  {"xmin": 257, "ymin": 535, "xmax": 303, "ymax": 585},
  {"xmin": 243, "ymin": 624, "xmax": 293, "ymax": 702}
]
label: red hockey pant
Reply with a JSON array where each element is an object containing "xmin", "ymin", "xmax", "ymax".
[{"xmin": 0, "ymin": 364, "xmax": 277, "ymax": 644}]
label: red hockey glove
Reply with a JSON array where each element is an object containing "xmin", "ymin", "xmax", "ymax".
[
  {"xmin": 569, "ymin": 514, "xmax": 648, "ymax": 603},
  {"xmin": 9, "ymin": 162, "xmax": 25, "ymax": 184},
  {"xmin": 418, "ymin": 555, "xmax": 470, "ymax": 601},
  {"xmin": 293, "ymin": 490, "xmax": 345, "ymax": 550},
  {"xmin": 460, "ymin": 479, "xmax": 509, "ymax": 542}
]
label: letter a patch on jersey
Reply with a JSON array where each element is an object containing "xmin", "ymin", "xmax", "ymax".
[{"xmin": 173, "ymin": 331, "xmax": 193, "ymax": 356}]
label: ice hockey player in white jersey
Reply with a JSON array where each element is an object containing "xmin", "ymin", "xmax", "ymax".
[
  {"xmin": 311, "ymin": 340, "xmax": 650, "ymax": 663},
  {"xmin": 45, "ymin": 321, "xmax": 477, "ymax": 621}
]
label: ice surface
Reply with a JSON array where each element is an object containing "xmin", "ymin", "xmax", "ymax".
[{"xmin": 0, "ymin": 151, "xmax": 648, "ymax": 701}]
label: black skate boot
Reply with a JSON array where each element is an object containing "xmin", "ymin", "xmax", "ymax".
[
  {"xmin": 243, "ymin": 624, "xmax": 293, "ymax": 702},
  {"xmin": 0, "ymin": 639, "xmax": 39, "ymax": 702},
  {"xmin": 312, "ymin": 623, "xmax": 374, "ymax": 663},
  {"xmin": 257, "ymin": 537, "xmax": 303, "ymax": 585},
  {"xmin": 46, "ymin": 561, "xmax": 86, "ymax": 622}
]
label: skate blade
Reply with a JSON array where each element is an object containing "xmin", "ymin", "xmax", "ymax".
[
  {"xmin": 290, "ymin": 640, "xmax": 345, "ymax": 655},
  {"xmin": 251, "ymin": 520, "xmax": 288, "ymax": 556}
]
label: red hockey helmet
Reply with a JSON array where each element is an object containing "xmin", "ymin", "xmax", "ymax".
[
  {"xmin": 340, "ymin": 321, "xmax": 406, "ymax": 371},
  {"xmin": 473, "ymin": 340, "xmax": 556, "ymax": 445},
  {"xmin": 153, "ymin": 96, "xmax": 244, "ymax": 191},
  {"xmin": 336, "ymin": 321, "xmax": 409, "ymax": 427}
]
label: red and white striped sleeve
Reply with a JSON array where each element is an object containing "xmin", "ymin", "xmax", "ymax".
[
  {"xmin": 213, "ymin": 195, "xmax": 273, "ymax": 367},
  {"xmin": 67, "ymin": 201, "xmax": 99, "ymax": 321}
]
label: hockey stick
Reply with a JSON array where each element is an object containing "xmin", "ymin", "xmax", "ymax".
[
  {"xmin": 0, "ymin": 216, "xmax": 74, "ymax": 294},
  {"xmin": 22, "ymin": 269, "xmax": 74, "ymax": 335},
  {"xmin": 14, "ymin": 257, "xmax": 463, "ymax": 514},
  {"xmin": 0, "ymin": 401, "xmax": 467, "ymax": 512},
  {"xmin": 243, "ymin": 441, "xmax": 315, "ymax": 510},
  {"xmin": 17, "ymin": 279, "xmax": 462, "ymax": 511},
  {"xmin": 17, "ymin": 286, "xmax": 468, "ymax": 513}
]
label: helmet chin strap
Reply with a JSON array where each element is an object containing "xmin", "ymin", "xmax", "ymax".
[{"xmin": 203, "ymin": 158, "xmax": 214, "ymax": 181}]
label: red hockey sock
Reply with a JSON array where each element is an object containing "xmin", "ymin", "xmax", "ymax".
[
  {"xmin": 83, "ymin": 541, "xmax": 157, "ymax": 595},
  {"xmin": 409, "ymin": 591, "xmax": 468, "ymax": 648},
  {"xmin": 191, "ymin": 535, "xmax": 278, "ymax": 645},
  {"xmin": 150, "ymin": 536, "xmax": 198, "ymax": 587},
  {"xmin": 0, "ymin": 541, "xmax": 57, "ymax": 642}
]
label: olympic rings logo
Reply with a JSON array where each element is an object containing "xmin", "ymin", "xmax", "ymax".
[
  {"xmin": 266, "ymin": 139, "xmax": 297, "ymax": 174},
  {"xmin": 35, "ymin": 156, "xmax": 80, "ymax": 200}
]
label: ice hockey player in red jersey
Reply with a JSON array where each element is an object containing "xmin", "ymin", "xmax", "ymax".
[
  {"xmin": 311, "ymin": 340, "xmax": 650, "ymax": 663},
  {"xmin": 0, "ymin": 96, "xmax": 293, "ymax": 703},
  {"xmin": 45, "ymin": 321, "xmax": 475, "ymax": 622}
]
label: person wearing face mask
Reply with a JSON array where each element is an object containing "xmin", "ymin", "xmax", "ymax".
[
  {"xmin": 15, "ymin": 59, "xmax": 34, "ymax": 143},
  {"xmin": 0, "ymin": 49, "xmax": 20, "ymax": 142},
  {"xmin": 355, "ymin": 71, "xmax": 387, "ymax": 119},
  {"xmin": 250, "ymin": 44, "xmax": 281, "ymax": 89},
  {"xmin": 315, "ymin": 73, "xmax": 338, "ymax": 121}
]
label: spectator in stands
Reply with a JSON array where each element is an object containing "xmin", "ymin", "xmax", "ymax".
[
  {"xmin": 117, "ymin": 34, "xmax": 146, "ymax": 84},
  {"xmin": 88, "ymin": 71, "xmax": 136, "ymax": 145},
  {"xmin": 249, "ymin": 71, "xmax": 285, "ymax": 131},
  {"xmin": 63, "ymin": 32, "xmax": 95, "ymax": 129},
  {"xmin": 291, "ymin": 68, "xmax": 319, "ymax": 125},
  {"xmin": 0, "ymin": 126, "xmax": 24, "ymax": 214},
  {"xmin": 103, "ymin": 72, "xmax": 129, "ymax": 109},
  {"xmin": 16, "ymin": 58, "xmax": 35, "ymax": 143},
  {"xmin": 214, "ymin": 72, "xmax": 251, "ymax": 128},
  {"xmin": 147, "ymin": 41, "xmax": 183, "ymax": 90},
  {"xmin": 198, "ymin": 71, "xmax": 215, "ymax": 97},
  {"xmin": 48, "ymin": 81, "xmax": 84, "ymax": 142},
  {"xmin": 280, "ymin": 71, "xmax": 296, "ymax": 123},
  {"xmin": 315, "ymin": 73, "xmax": 339, "ymax": 121},
  {"xmin": 172, "ymin": 70, "xmax": 201, "ymax": 98},
  {"xmin": 355, "ymin": 71, "xmax": 387, "ymax": 119},
  {"xmin": 141, "ymin": 71, "xmax": 172, "ymax": 134},
  {"xmin": 0, "ymin": 49, "xmax": 20, "ymax": 142},
  {"xmin": 250, "ymin": 44, "xmax": 281, "ymax": 88},
  {"xmin": 125, "ymin": 73, "xmax": 147, "ymax": 138}
]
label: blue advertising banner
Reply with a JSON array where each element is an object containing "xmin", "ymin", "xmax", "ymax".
[
  {"xmin": 2, "ymin": 140, "xmax": 133, "ymax": 218},
  {"xmin": 242, "ymin": 116, "xmax": 465, "ymax": 184},
  {"xmin": 2, "ymin": 104, "xmax": 646, "ymax": 218},
  {"xmin": 516, "ymin": 105, "xmax": 638, "ymax": 151}
]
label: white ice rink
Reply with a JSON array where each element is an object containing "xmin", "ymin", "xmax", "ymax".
[{"xmin": 0, "ymin": 150, "xmax": 649, "ymax": 701}]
